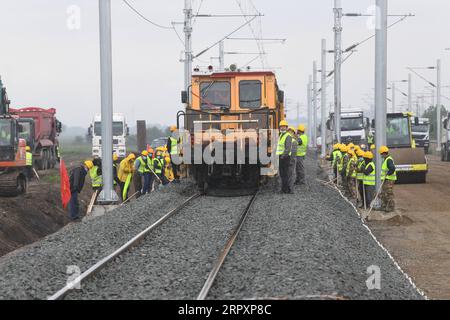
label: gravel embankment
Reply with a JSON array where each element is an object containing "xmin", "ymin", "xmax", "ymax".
[
  {"xmin": 207, "ymin": 156, "xmax": 424, "ymax": 300},
  {"xmin": 66, "ymin": 195, "xmax": 251, "ymax": 300},
  {"xmin": 0, "ymin": 181, "xmax": 195, "ymax": 300}
]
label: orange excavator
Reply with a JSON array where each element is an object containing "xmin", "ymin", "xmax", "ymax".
[{"xmin": 0, "ymin": 77, "xmax": 27, "ymax": 196}]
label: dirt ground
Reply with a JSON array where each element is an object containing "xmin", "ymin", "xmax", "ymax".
[
  {"xmin": 0, "ymin": 155, "xmax": 91, "ymax": 257},
  {"xmin": 369, "ymin": 155, "xmax": 450, "ymax": 299}
]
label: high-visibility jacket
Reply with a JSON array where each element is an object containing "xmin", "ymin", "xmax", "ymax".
[
  {"xmin": 118, "ymin": 157, "xmax": 135, "ymax": 182},
  {"xmin": 153, "ymin": 158, "xmax": 164, "ymax": 174},
  {"xmin": 26, "ymin": 152, "xmax": 33, "ymax": 166},
  {"xmin": 332, "ymin": 150, "xmax": 341, "ymax": 168},
  {"xmin": 381, "ymin": 155, "xmax": 397, "ymax": 181},
  {"xmin": 276, "ymin": 132, "xmax": 290, "ymax": 156},
  {"xmin": 296, "ymin": 134, "xmax": 308, "ymax": 157},
  {"xmin": 339, "ymin": 153, "xmax": 348, "ymax": 173},
  {"xmin": 169, "ymin": 137, "xmax": 178, "ymax": 155},
  {"xmin": 89, "ymin": 166, "xmax": 103, "ymax": 188},
  {"xmin": 363, "ymin": 162, "xmax": 376, "ymax": 186},
  {"xmin": 346, "ymin": 156, "xmax": 357, "ymax": 178},
  {"xmin": 356, "ymin": 158, "xmax": 365, "ymax": 181},
  {"xmin": 137, "ymin": 156, "xmax": 152, "ymax": 174},
  {"xmin": 290, "ymin": 134, "xmax": 298, "ymax": 156}
]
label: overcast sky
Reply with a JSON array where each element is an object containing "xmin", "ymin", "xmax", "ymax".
[{"xmin": 1, "ymin": 0, "xmax": 450, "ymax": 128}]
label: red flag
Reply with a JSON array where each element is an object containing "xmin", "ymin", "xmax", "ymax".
[{"xmin": 60, "ymin": 159, "xmax": 71, "ymax": 209}]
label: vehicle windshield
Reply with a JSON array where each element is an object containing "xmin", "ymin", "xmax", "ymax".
[
  {"xmin": 239, "ymin": 80, "xmax": 262, "ymax": 109},
  {"xmin": 341, "ymin": 117, "xmax": 364, "ymax": 131},
  {"xmin": 94, "ymin": 121, "xmax": 124, "ymax": 136},
  {"xmin": 412, "ymin": 124, "xmax": 429, "ymax": 133},
  {"xmin": 387, "ymin": 116, "xmax": 411, "ymax": 147},
  {"xmin": 0, "ymin": 119, "xmax": 12, "ymax": 146},
  {"xmin": 200, "ymin": 82, "xmax": 231, "ymax": 110},
  {"xmin": 18, "ymin": 122, "xmax": 32, "ymax": 144}
]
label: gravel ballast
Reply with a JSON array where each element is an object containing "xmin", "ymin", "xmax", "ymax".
[
  {"xmin": 0, "ymin": 181, "xmax": 195, "ymax": 299},
  {"xmin": 0, "ymin": 157, "xmax": 424, "ymax": 300},
  {"xmin": 207, "ymin": 157, "xmax": 424, "ymax": 300}
]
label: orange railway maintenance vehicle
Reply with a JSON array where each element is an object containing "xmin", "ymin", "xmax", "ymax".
[
  {"xmin": 177, "ymin": 66, "xmax": 285, "ymax": 192},
  {"xmin": 0, "ymin": 77, "xmax": 27, "ymax": 196}
]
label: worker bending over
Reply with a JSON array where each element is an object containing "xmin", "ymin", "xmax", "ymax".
[
  {"xmin": 68, "ymin": 161, "xmax": 90, "ymax": 221},
  {"xmin": 379, "ymin": 146, "xmax": 397, "ymax": 213},
  {"xmin": 118, "ymin": 153, "xmax": 136, "ymax": 201}
]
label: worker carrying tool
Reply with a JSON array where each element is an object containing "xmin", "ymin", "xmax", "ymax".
[
  {"xmin": 118, "ymin": 153, "xmax": 136, "ymax": 202},
  {"xmin": 362, "ymin": 151, "xmax": 375, "ymax": 209},
  {"xmin": 295, "ymin": 124, "xmax": 308, "ymax": 185},
  {"xmin": 135, "ymin": 150, "xmax": 153, "ymax": 195},
  {"xmin": 167, "ymin": 125, "xmax": 180, "ymax": 183},
  {"xmin": 90, "ymin": 157, "xmax": 103, "ymax": 192},
  {"xmin": 328, "ymin": 143, "xmax": 342, "ymax": 181},
  {"xmin": 25, "ymin": 146, "xmax": 33, "ymax": 181},
  {"xmin": 346, "ymin": 148, "xmax": 358, "ymax": 200},
  {"xmin": 379, "ymin": 146, "xmax": 397, "ymax": 213},
  {"xmin": 276, "ymin": 120, "xmax": 295, "ymax": 194},
  {"xmin": 68, "ymin": 161, "xmax": 90, "ymax": 220},
  {"xmin": 356, "ymin": 148, "xmax": 366, "ymax": 207},
  {"xmin": 153, "ymin": 150, "xmax": 169, "ymax": 189}
]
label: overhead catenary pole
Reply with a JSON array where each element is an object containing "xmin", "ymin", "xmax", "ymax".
[
  {"xmin": 333, "ymin": 0, "xmax": 342, "ymax": 143},
  {"xmin": 313, "ymin": 61, "xmax": 318, "ymax": 148},
  {"xmin": 391, "ymin": 82, "xmax": 396, "ymax": 113},
  {"xmin": 408, "ymin": 73, "xmax": 412, "ymax": 112},
  {"xmin": 307, "ymin": 76, "xmax": 312, "ymax": 147},
  {"xmin": 184, "ymin": 0, "xmax": 193, "ymax": 95},
  {"xmin": 437, "ymin": 59, "xmax": 442, "ymax": 152},
  {"xmin": 374, "ymin": 0, "xmax": 388, "ymax": 193},
  {"xmin": 219, "ymin": 40, "xmax": 225, "ymax": 71},
  {"xmin": 321, "ymin": 39, "xmax": 327, "ymax": 157},
  {"xmin": 97, "ymin": 0, "xmax": 118, "ymax": 203}
]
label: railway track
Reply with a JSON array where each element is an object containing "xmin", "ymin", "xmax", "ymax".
[
  {"xmin": 47, "ymin": 191, "xmax": 258, "ymax": 300},
  {"xmin": 47, "ymin": 193, "xmax": 201, "ymax": 300}
]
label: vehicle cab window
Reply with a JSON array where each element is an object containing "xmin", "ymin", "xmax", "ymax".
[
  {"xmin": 0, "ymin": 119, "xmax": 12, "ymax": 146},
  {"xmin": 239, "ymin": 80, "xmax": 262, "ymax": 109},
  {"xmin": 200, "ymin": 81, "xmax": 231, "ymax": 110}
]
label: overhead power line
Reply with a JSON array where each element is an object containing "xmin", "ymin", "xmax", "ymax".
[{"xmin": 122, "ymin": 0, "xmax": 173, "ymax": 29}]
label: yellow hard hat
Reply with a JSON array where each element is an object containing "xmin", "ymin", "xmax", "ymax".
[
  {"xmin": 288, "ymin": 126, "xmax": 296, "ymax": 132},
  {"xmin": 370, "ymin": 144, "xmax": 376, "ymax": 150},
  {"xmin": 25, "ymin": 146, "xmax": 31, "ymax": 151},
  {"xmin": 169, "ymin": 125, "xmax": 177, "ymax": 132},
  {"xmin": 141, "ymin": 150, "xmax": 149, "ymax": 156},
  {"xmin": 339, "ymin": 144, "xmax": 347, "ymax": 152},
  {"xmin": 84, "ymin": 160, "xmax": 94, "ymax": 169},
  {"xmin": 298, "ymin": 124, "xmax": 306, "ymax": 132},
  {"xmin": 333, "ymin": 144, "xmax": 340, "ymax": 150},
  {"xmin": 348, "ymin": 143, "xmax": 355, "ymax": 149},
  {"xmin": 379, "ymin": 146, "xmax": 389, "ymax": 154},
  {"xmin": 113, "ymin": 153, "xmax": 118, "ymax": 161},
  {"xmin": 356, "ymin": 149, "xmax": 365, "ymax": 157},
  {"xmin": 279, "ymin": 120, "xmax": 288, "ymax": 127},
  {"xmin": 128, "ymin": 153, "xmax": 136, "ymax": 160},
  {"xmin": 364, "ymin": 151, "xmax": 374, "ymax": 160}
]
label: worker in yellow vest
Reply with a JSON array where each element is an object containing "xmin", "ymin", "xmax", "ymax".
[
  {"xmin": 346, "ymin": 148, "xmax": 358, "ymax": 199},
  {"xmin": 167, "ymin": 125, "xmax": 180, "ymax": 183},
  {"xmin": 355, "ymin": 148, "xmax": 366, "ymax": 206},
  {"xmin": 362, "ymin": 151, "xmax": 375, "ymax": 209},
  {"xmin": 276, "ymin": 120, "xmax": 294, "ymax": 194},
  {"xmin": 295, "ymin": 124, "xmax": 308, "ymax": 185},
  {"xmin": 25, "ymin": 146, "xmax": 33, "ymax": 181},
  {"xmin": 379, "ymin": 146, "xmax": 397, "ymax": 213}
]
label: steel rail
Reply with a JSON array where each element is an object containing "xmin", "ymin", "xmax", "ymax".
[
  {"xmin": 197, "ymin": 191, "xmax": 258, "ymax": 300},
  {"xmin": 48, "ymin": 193, "xmax": 201, "ymax": 300}
]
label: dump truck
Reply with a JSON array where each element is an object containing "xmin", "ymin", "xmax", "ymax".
[
  {"xmin": 385, "ymin": 112, "xmax": 428, "ymax": 183},
  {"xmin": 9, "ymin": 107, "xmax": 62, "ymax": 170},
  {"xmin": 326, "ymin": 111, "xmax": 371, "ymax": 148},
  {"xmin": 0, "ymin": 78, "xmax": 27, "ymax": 196}
]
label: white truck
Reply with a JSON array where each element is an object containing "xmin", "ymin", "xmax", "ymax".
[
  {"xmin": 326, "ymin": 111, "xmax": 371, "ymax": 148},
  {"xmin": 88, "ymin": 113, "xmax": 129, "ymax": 159},
  {"xmin": 411, "ymin": 117, "xmax": 430, "ymax": 154}
]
